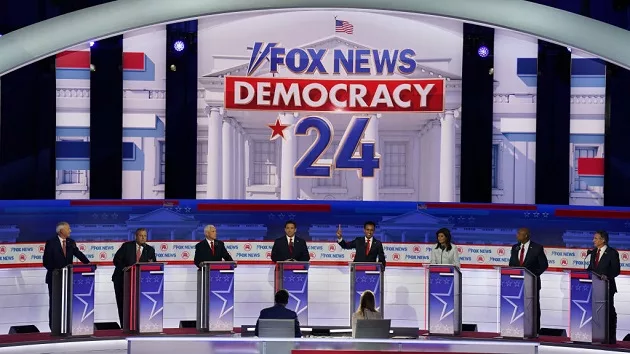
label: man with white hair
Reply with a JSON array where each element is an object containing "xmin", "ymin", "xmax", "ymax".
[
  {"xmin": 43, "ymin": 222, "xmax": 90, "ymax": 330},
  {"xmin": 194, "ymin": 225, "xmax": 234, "ymax": 268}
]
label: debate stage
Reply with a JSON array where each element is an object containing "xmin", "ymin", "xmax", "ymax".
[{"xmin": 0, "ymin": 328, "xmax": 628, "ymax": 354}]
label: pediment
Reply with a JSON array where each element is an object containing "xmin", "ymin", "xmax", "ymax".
[
  {"xmin": 380, "ymin": 210, "xmax": 448, "ymax": 225},
  {"xmin": 127, "ymin": 208, "xmax": 197, "ymax": 222}
]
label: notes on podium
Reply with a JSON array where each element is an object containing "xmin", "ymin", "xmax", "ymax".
[
  {"xmin": 427, "ymin": 264, "xmax": 462, "ymax": 335},
  {"xmin": 274, "ymin": 261, "xmax": 309, "ymax": 325},
  {"xmin": 123, "ymin": 262, "xmax": 165, "ymax": 334},
  {"xmin": 197, "ymin": 261, "xmax": 236, "ymax": 332},
  {"xmin": 51, "ymin": 264, "xmax": 97, "ymax": 336},
  {"xmin": 350, "ymin": 262, "xmax": 384, "ymax": 320},
  {"xmin": 569, "ymin": 270, "xmax": 609, "ymax": 343},
  {"xmin": 499, "ymin": 267, "xmax": 537, "ymax": 339}
]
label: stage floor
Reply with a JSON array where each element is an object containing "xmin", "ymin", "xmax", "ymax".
[{"xmin": 0, "ymin": 329, "xmax": 627, "ymax": 354}]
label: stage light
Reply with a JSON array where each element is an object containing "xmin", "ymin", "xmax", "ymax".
[
  {"xmin": 89, "ymin": 41, "xmax": 94, "ymax": 47},
  {"xmin": 477, "ymin": 45, "xmax": 490, "ymax": 58},
  {"xmin": 173, "ymin": 40, "xmax": 185, "ymax": 52}
]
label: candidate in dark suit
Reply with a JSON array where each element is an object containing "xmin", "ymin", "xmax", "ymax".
[
  {"xmin": 255, "ymin": 289, "xmax": 301, "ymax": 338},
  {"xmin": 587, "ymin": 230, "xmax": 621, "ymax": 344},
  {"xmin": 43, "ymin": 222, "xmax": 90, "ymax": 329},
  {"xmin": 194, "ymin": 225, "xmax": 234, "ymax": 268},
  {"xmin": 508, "ymin": 227, "xmax": 548, "ymax": 334},
  {"xmin": 336, "ymin": 221, "xmax": 386, "ymax": 268},
  {"xmin": 112, "ymin": 228, "xmax": 157, "ymax": 326},
  {"xmin": 271, "ymin": 220, "xmax": 310, "ymax": 262}
]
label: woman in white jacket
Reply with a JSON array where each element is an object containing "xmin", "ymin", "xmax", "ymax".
[{"xmin": 430, "ymin": 228, "xmax": 460, "ymax": 267}]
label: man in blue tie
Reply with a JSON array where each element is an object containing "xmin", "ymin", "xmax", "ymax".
[{"xmin": 43, "ymin": 222, "xmax": 90, "ymax": 330}]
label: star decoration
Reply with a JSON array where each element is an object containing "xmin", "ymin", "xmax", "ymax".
[
  {"xmin": 287, "ymin": 277, "xmax": 308, "ymax": 315},
  {"xmin": 431, "ymin": 279, "xmax": 455, "ymax": 321},
  {"xmin": 502, "ymin": 283, "xmax": 525, "ymax": 324},
  {"xmin": 572, "ymin": 287, "xmax": 592, "ymax": 329},
  {"xmin": 211, "ymin": 276, "xmax": 234, "ymax": 319},
  {"xmin": 268, "ymin": 118, "xmax": 290, "ymax": 141},
  {"xmin": 74, "ymin": 279, "xmax": 95, "ymax": 322},
  {"xmin": 141, "ymin": 277, "xmax": 164, "ymax": 321}
]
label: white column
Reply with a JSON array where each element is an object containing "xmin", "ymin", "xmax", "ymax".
[
  {"xmin": 244, "ymin": 137, "xmax": 251, "ymax": 197},
  {"xmin": 280, "ymin": 112, "xmax": 298, "ymax": 200},
  {"xmin": 222, "ymin": 117, "xmax": 235, "ymax": 199},
  {"xmin": 205, "ymin": 106, "xmax": 222, "ymax": 199},
  {"xmin": 236, "ymin": 126, "xmax": 244, "ymax": 199},
  {"xmin": 439, "ymin": 110, "xmax": 456, "ymax": 202},
  {"xmin": 362, "ymin": 114, "xmax": 380, "ymax": 201},
  {"xmin": 230, "ymin": 121, "xmax": 238, "ymax": 198}
]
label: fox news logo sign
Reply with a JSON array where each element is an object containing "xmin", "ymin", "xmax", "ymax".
[{"xmin": 225, "ymin": 43, "xmax": 445, "ymax": 113}]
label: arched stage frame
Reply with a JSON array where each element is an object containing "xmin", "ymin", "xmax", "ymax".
[{"xmin": 0, "ymin": 0, "xmax": 629, "ymax": 76}]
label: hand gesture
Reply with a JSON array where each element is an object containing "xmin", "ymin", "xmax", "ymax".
[{"xmin": 336, "ymin": 224, "xmax": 342, "ymax": 240}]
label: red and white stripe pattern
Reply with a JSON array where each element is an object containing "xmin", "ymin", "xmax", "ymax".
[{"xmin": 335, "ymin": 19, "xmax": 354, "ymax": 34}]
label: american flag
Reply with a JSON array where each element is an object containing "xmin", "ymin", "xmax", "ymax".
[{"xmin": 335, "ymin": 19, "xmax": 354, "ymax": 34}]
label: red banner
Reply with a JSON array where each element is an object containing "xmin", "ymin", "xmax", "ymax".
[{"xmin": 224, "ymin": 76, "xmax": 445, "ymax": 113}]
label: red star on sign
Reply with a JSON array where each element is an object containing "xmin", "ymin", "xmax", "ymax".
[{"xmin": 268, "ymin": 118, "xmax": 290, "ymax": 141}]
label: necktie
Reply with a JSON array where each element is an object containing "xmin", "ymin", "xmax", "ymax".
[
  {"xmin": 366, "ymin": 239, "xmax": 371, "ymax": 255},
  {"xmin": 62, "ymin": 240, "xmax": 67, "ymax": 257},
  {"xmin": 211, "ymin": 241, "xmax": 215, "ymax": 256},
  {"xmin": 288, "ymin": 238, "xmax": 294, "ymax": 254},
  {"xmin": 519, "ymin": 245, "xmax": 525, "ymax": 266},
  {"xmin": 136, "ymin": 246, "xmax": 141, "ymax": 262},
  {"xmin": 595, "ymin": 248, "xmax": 601, "ymax": 268}
]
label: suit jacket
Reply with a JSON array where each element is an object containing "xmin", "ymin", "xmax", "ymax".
[
  {"xmin": 254, "ymin": 304, "xmax": 301, "ymax": 338},
  {"xmin": 587, "ymin": 246, "xmax": 621, "ymax": 294},
  {"xmin": 194, "ymin": 239, "xmax": 233, "ymax": 268},
  {"xmin": 339, "ymin": 237, "xmax": 386, "ymax": 268},
  {"xmin": 112, "ymin": 241, "xmax": 157, "ymax": 281},
  {"xmin": 508, "ymin": 241, "xmax": 548, "ymax": 289},
  {"xmin": 271, "ymin": 236, "xmax": 310, "ymax": 262},
  {"xmin": 43, "ymin": 236, "xmax": 90, "ymax": 284}
]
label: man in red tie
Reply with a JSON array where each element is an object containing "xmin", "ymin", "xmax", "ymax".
[
  {"xmin": 336, "ymin": 221, "xmax": 386, "ymax": 269},
  {"xmin": 43, "ymin": 222, "xmax": 90, "ymax": 330},
  {"xmin": 271, "ymin": 220, "xmax": 310, "ymax": 262},
  {"xmin": 587, "ymin": 230, "xmax": 620, "ymax": 344},
  {"xmin": 508, "ymin": 227, "xmax": 548, "ymax": 335},
  {"xmin": 194, "ymin": 225, "xmax": 234, "ymax": 268},
  {"xmin": 112, "ymin": 228, "xmax": 157, "ymax": 327}
]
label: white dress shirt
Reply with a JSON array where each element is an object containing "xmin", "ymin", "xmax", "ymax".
[
  {"xmin": 286, "ymin": 236, "xmax": 295, "ymax": 245},
  {"xmin": 206, "ymin": 238, "xmax": 215, "ymax": 248}
]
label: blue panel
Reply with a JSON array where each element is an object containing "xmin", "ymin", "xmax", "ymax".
[
  {"xmin": 516, "ymin": 58, "xmax": 537, "ymax": 76},
  {"xmin": 570, "ymin": 134, "xmax": 604, "ymax": 144},
  {"xmin": 56, "ymin": 142, "xmax": 136, "ymax": 159},
  {"xmin": 571, "ymin": 58, "xmax": 605, "ymax": 76},
  {"xmin": 56, "ymin": 159, "xmax": 89, "ymax": 170},
  {"xmin": 56, "ymin": 69, "xmax": 89, "ymax": 80},
  {"xmin": 122, "ymin": 144, "xmax": 144, "ymax": 171},
  {"xmin": 503, "ymin": 133, "xmax": 536, "ymax": 142},
  {"xmin": 580, "ymin": 176, "xmax": 604, "ymax": 186},
  {"xmin": 56, "ymin": 127, "xmax": 90, "ymax": 137},
  {"xmin": 571, "ymin": 77, "xmax": 605, "ymax": 87}
]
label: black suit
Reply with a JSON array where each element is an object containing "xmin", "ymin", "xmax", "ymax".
[
  {"xmin": 194, "ymin": 239, "xmax": 233, "ymax": 268},
  {"xmin": 112, "ymin": 241, "xmax": 157, "ymax": 326},
  {"xmin": 42, "ymin": 236, "xmax": 90, "ymax": 329},
  {"xmin": 338, "ymin": 237, "xmax": 386, "ymax": 268},
  {"xmin": 271, "ymin": 236, "xmax": 310, "ymax": 262},
  {"xmin": 587, "ymin": 246, "xmax": 621, "ymax": 343},
  {"xmin": 508, "ymin": 241, "xmax": 548, "ymax": 333},
  {"xmin": 255, "ymin": 304, "xmax": 301, "ymax": 338}
]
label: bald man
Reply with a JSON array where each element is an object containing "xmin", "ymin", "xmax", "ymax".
[{"xmin": 508, "ymin": 227, "xmax": 548, "ymax": 335}]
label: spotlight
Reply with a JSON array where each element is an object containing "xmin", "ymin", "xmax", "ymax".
[
  {"xmin": 477, "ymin": 45, "xmax": 490, "ymax": 58},
  {"xmin": 170, "ymin": 64, "xmax": 176, "ymax": 72},
  {"xmin": 173, "ymin": 40, "xmax": 185, "ymax": 52},
  {"xmin": 89, "ymin": 41, "xmax": 94, "ymax": 47}
]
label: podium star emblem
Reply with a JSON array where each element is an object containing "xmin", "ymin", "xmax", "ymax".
[
  {"xmin": 211, "ymin": 277, "xmax": 234, "ymax": 319},
  {"xmin": 502, "ymin": 283, "xmax": 525, "ymax": 324},
  {"xmin": 74, "ymin": 279, "xmax": 95, "ymax": 322},
  {"xmin": 572, "ymin": 287, "xmax": 593, "ymax": 329},
  {"xmin": 141, "ymin": 277, "xmax": 164, "ymax": 320},
  {"xmin": 431, "ymin": 279, "xmax": 454, "ymax": 321}
]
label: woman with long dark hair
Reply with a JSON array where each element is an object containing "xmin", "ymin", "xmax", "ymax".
[
  {"xmin": 430, "ymin": 228, "xmax": 460, "ymax": 267},
  {"xmin": 351, "ymin": 290, "xmax": 381, "ymax": 337}
]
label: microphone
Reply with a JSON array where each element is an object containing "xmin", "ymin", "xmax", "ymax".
[{"xmin": 583, "ymin": 249, "xmax": 594, "ymax": 270}]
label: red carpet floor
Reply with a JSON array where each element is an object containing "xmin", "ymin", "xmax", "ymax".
[{"xmin": 0, "ymin": 328, "xmax": 628, "ymax": 351}]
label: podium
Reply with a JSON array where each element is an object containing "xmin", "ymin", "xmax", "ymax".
[
  {"xmin": 427, "ymin": 265, "xmax": 462, "ymax": 335},
  {"xmin": 51, "ymin": 264, "xmax": 97, "ymax": 336},
  {"xmin": 123, "ymin": 262, "xmax": 165, "ymax": 333},
  {"xmin": 569, "ymin": 270, "xmax": 609, "ymax": 343},
  {"xmin": 274, "ymin": 261, "xmax": 309, "ymax": 325},
  {"xmin": 197, "ymin": 261, "xmax": 236, "ymax": 332},
  {"xmin": 499, "ymin": 267, "xmax": 537, "ymax": 338},
  {"xmin": 350, "ymin": 262, "xmax": 384, "ymax": 318}
]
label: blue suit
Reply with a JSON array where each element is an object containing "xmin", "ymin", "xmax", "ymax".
[
  {"xmin": 254, "ymin": 304, "xmax": 302, "ymax": 338},
  {"xmin": 42, "ymin": 236, "xmax": 90, "ymax": 328}
]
